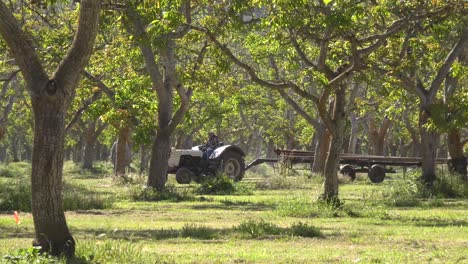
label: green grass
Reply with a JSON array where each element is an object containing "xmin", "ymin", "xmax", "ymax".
[{"xmin": 0, "ymin": 161, "xmax": 467, "ymax": 263}]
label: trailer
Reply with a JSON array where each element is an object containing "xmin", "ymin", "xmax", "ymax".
[{"xmin": 245, "ymin": 149, "xmax": 451, "ymax": 183}]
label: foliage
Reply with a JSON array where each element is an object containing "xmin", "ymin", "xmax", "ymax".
[
  {"xmin": 288, "ymin": 222, "xmax": 323, "ymax": 238},
  {"xmin": 63, "ymin": 183, "xmax": 113, "ymax": 211},
  {"xmin": 75, "ymin": 238, "xmax": 146, "ymax": 264},
  {"xmin": 129, "ymin": 184, "xmax": 195, "ymax": 202},
  {"xmin": 381, "ymin": 172, "xmax": 467, "ymax": 207},
  {"xmin": 3, "ymin": 247, "xmax": 63, "ymax": 264},
  {"xmin": 0, "ymin": 178, "xmax": 31, "ymax": 212},
  {"xmin": 195, "ymin": 175, "xmax": 253, "ymax": 195},
  {"xmin": 235, "ymin": 219, "xmax": 282, "ymax": 238},
  {"xmin": 0, "ymin": 162, "xmax": 31, "ymax": 178}
]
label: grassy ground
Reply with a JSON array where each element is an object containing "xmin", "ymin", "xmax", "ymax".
[{"xmin": 0, "ymin": 161, "xmax": 467, "ymax": 263}]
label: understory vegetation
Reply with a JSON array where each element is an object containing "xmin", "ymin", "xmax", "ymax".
[{"xmin": 0, "ymin": 161, "xmax": 467, "ymax": 263}]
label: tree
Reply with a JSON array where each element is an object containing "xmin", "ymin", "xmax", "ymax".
[
  {"xmin": 0, "ymin": 0, "xmax": 101, "ymax": 256},
  {"xmin": 195, "ymin": 0, "xmax": 434, "ymax": 201},
  {"xmin": 376, "ymin": 1, "xmax": 467, "ymax": 185}
]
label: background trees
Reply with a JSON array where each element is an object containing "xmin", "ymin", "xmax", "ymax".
[{"xmin": 0, "ymin": 0, "xmax": 466, "ymax": 257}]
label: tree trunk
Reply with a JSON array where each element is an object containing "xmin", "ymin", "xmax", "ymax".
[
  {"xmin": 139, "ymin": 144, "xmax": 148, "ymax": 174},
  {"xmin": 447, "ymin": 129, "xmax": 467, "ymax": 180},
  {"xmin": 82, "ymin": 120, "xmax": 96, "ymax": 169},
  {"xmin": 31, "ymin": 103, "xmax": 74, "ymax": 256},
  {"xmin": 11, "ymin": 137, "xmax": 20, "ymax": 162},
  {"xmin": 115, "ymin": 126, "xmax": 130, "ymax": 176},
  {"xmin": 72, "ymin": 135, "xmax": 83, "ymax": 164},
  {"xmin": 321, "ymin": 86, "xmax": 346, "ymax": 201},
  {"xmin": 148, "ymin": 129, "xmax": 171, "ymax": 190},
  {"xmin": 347, "ymin": 112, "xmax": 359, "ymax": 154},
  {"xmin": 419, "ymin": 109, "xmax": 438, "ymax": 185},
  {"xmin": 312, "ymin": 121, "xmax": 330, "ymax": 173}
]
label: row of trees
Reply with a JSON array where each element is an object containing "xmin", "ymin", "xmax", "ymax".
[{"xmin": 0, "ymin": 0, "xmax": 466, "ymax": 257}]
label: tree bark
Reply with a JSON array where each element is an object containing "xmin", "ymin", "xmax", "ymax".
[
  {"xmin": 115, "ymin": 126, "xmax": 130, "ymax": 176},
  {"xmin": 321, "ymin": 86, "xmax": 346, "ymax": 201},
  {"xmin": 312, "ymin": 121, "xmax": 330, "ymax": 173},
  {"xmin": 82, "ymin": 120, "xmax": 96, "ymax": 169},
  {"xmin": 148, "ymin": 129, "xmax": 171, "ymax": 190},
  {"xmin": 31, "ymin": 101, "xmax": 74, "ymax": 256},
  {"xmin": 347, "ymin": 112, "xmax": 359, "ymax": 154},
  {"xmin": 0, "ymin": 0, "xmax": 101, "ymax": 257},
  {"xmin": 447, "ymin": 129, "xmax": 467, "ymax": 180},
  {"xmin": 419, "ymin": 109, "xmax": 438, "ymax": 185}
]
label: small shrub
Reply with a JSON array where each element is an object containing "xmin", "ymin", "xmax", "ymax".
[
  {"xmin": 180, "ymin": 224, "xmax": 217, "ymax": 239},
  {"xmin": 382, "ymin": 179, "xmax": 421, "ymax": 207},
  {"xmin": 0, "ymin": 179, "xmax": 31, "ymax": 212},
  {"xmin": 3, "ymin": 246, "xmax": 63, "ymax": 264},
  {"xmin": 235, "ymin": 219, "xmax": 281, "ymax": 238},
  {"xmin": 255, "ymin": 175, "xmax": 292, "ymax": 190},
  {"xmin": 130, "ymin": 184, "xmax": 194, "ymax": 202},
  {"xmin": 196, "ymin": 175, "xmax": 252, "ymax": 195},
  {"xmin": 63, "ymin": 183, "xmax": 113, "ymax": 211},
  {"xmin": 0, "ymin": 162, "xmax": 30, "ymax": 178},
  {"xmin": 421, "ymin": 174, "xmax": 468, "ymax": 199},
  {"xmin": 76, "ymin": 238, "xmax": 146, "ymax": 264},
  {"xmin": 289, "ymin": 222, "xmax": 322, "ymax": 238}
]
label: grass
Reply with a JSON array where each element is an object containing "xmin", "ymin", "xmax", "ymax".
[{"xmin": 0, "ymin": 161, "xmax": 467, "ymax": 263}]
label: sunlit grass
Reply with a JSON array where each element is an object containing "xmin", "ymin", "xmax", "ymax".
[{"xmin": 0, "ymin": 161, "xmax": 467, "ymax": 263}]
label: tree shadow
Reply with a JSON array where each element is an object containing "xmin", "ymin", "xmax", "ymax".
[{"xmin": 189, "ymin": 200, "xmax": 275, "ymax": 211}]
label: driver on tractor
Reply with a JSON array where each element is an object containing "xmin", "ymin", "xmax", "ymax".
[{"xmin": 202, "ymin": 130, "xmax": 221, "ymax": 159}]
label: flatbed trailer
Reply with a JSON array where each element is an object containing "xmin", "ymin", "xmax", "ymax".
[{"xmin": 245, "ymin": 149, "xmax": 452, "ymax": 183}]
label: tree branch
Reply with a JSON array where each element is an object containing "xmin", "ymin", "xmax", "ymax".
[
  {"xmin": 428, "ymin": 29, "xmax": 468, "ymax": 100},
  {"xmin": 0, "ymin": 1, "xmax": 48, "ymax": 89},
  {"xmin": 54, "ymin": 0, "xmax": 101, "ymax": 93}
]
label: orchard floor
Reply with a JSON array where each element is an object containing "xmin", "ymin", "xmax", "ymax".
[{"xmin": 0, "ymin": 162, "xmax": 467, "ymax": 263}]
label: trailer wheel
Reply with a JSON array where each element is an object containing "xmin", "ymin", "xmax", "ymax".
[
  {"xmin": 176, "ymin": 167, "xmax": 194, "ymax": 184},
  {"xmin": 340, "ymin": 164, "xmax": 356, "ymax": 181},
  {"xmin": 368, "ymin": 164, "xmax": 385, "ymax": 183},
  {"xmin": 220, "ymin": 151, "xmax": 245, "ymax": 181}
]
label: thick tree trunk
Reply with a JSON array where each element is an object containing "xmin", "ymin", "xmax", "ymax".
[
  {"xmin": 447, "ymin": 129, "xmax": 467, "ymax": 180},
  {"xmin": 82, "ymin": 120, "xmax": 96, "ymax": 169},
  {"xmin": 419, "ymin": 109, "xmax": 438, "ymax": 185},
  {"xmin": 148, "ymin": 129, "xmax": 171, "ymax": 190},
  {"xmin": 312, "ymin": 121, "xmax": 330, "ymax": 173},
  {"xmin": 31, "ymin": 103, "xmax": 74, "ymax": 256}
]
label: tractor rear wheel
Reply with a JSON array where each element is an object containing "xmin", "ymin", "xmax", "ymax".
[
  {"xmin": 220, "ymin": 152, "xmax": 245, "ymax": 181},
  {"xmin": 176, "ymin": 167, "xmax": 194, "ymax": 184}
]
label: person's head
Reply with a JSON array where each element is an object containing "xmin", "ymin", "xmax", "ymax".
[{"xmin": 208, "ymin": 130, "xmax": 215, "ymax": 138}]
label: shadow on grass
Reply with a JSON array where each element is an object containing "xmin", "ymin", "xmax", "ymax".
[
  {"xmin": 77, "ymin": 220, "xmax": 324, "ymax": 242},
  {"xmin": 190, "ymin": 200, "xmax": 275, "ymax": 211},
  {"xmin": 374, "ymin": 215, "xmax": 468, "ymax": 227}
]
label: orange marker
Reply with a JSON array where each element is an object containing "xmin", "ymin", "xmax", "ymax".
[{"xmin": 14, "ymin": 211, "xmax": 21, "ymax": 225}]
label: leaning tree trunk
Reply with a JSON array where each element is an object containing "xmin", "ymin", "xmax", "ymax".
[
  {"xmin": 321, "ymin": 87, "xmax": 346, "ymax": 201},
  {"xmin": 148, "ymin": 128, "xmax": 171, "ymax": 190},
  {"xmin": 447, "ymin": 129, "xmax": 467, "ymax": 181},
  {"xmin": 31, "ymin": 100, "xmax": 74, "ymax": 256},
  {"xmin": 419, "ymin": 108, "xmax": 438, "ymax": 185}
]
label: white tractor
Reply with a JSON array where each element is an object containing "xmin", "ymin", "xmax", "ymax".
[{"xmin": 167, "ymin": 144, "xmax": 246, "ymax": 184}]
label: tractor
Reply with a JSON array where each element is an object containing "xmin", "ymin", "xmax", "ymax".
[{"xmin": 167, "ymin": 144, "xmax": 245, "ymax": 184}]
